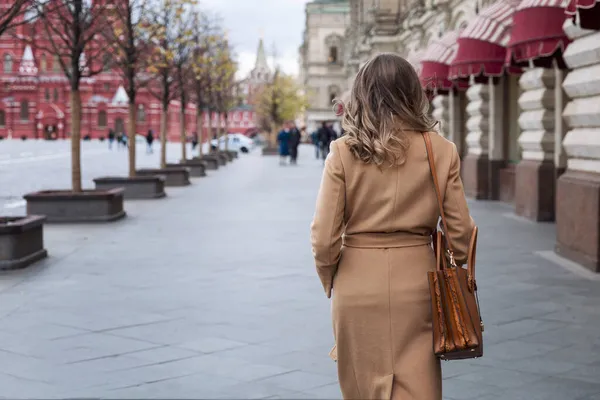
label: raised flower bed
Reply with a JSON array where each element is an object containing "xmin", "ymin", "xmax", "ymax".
[
  {"xmin": 24, "ymin": 188, "xmax": 126, "ymax": 223},
  {"xmin": 93, "ymin": 176, "xmax": 166, "ymax": 199},
  {"xmin": 136, "ymin": 167, "xmax": 191, "ymax": 187},
  {"xmin": 0, "ymin": 215, "xmax": 48, "ymax": 270}
]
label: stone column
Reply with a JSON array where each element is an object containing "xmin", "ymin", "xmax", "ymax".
[
  {"xmin": 488, "ymin": 77, "xmax": 506, "ymax": 200},
  {"xmin": 462, "ymin": 83, "xmax": 490, "ymax": 199},
  {"xmin": 557, "ymin": 24, "xmax": 600, "ymax": 272},
  {"xmin": 448, "ymin": 90, "xmax": 468, "ymax": 158},
  {"xmin": 432, "ymin": 94, "xmax": 448, "ymax": 137},
  {"xmin": 515, "ymin": 68, "xmax": 557, "ymax": 221}
]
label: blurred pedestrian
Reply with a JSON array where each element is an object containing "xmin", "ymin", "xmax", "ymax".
[
  {"xmin": 108, "ymin": 129, "xmax": 115, "ymax": 150},
  {"xmin": 288, "ymin": 122, "xmax": 301, "ymax": 165},
  {"xmin": 146, "ymin": 129, "xmax": 154, "ymax": 154},
  {"xmin": 317, "ymin": 122, "xmax": 337, "ymax": 164},
  {"xmin": 277, "ymin": 122, "xmax": 291, "ymax": 165},
  {"xmin": 311, "ymin": 129, "xmax": 320, "ymax": 159},
  {"xmin": 191, "ymin": 132, "xmax": 199, "ymax": 151}
]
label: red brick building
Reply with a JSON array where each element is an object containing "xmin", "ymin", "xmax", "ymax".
[{"xmin": 0, "ymin": 0, "xmax": 258, "ymax": 141}]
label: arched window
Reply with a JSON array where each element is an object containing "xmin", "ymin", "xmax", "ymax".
[
  {"xmin": 137, "ymin": 104, "xmax": 146, "ymax": 122},
  {"xmin": 44, "ymin": 88, "xmax": 50, "ymax": 101},
  {"xmin": 40, "ymin": 54, "xmax": 47, "ymax": 72},
  {"xmin": 98, "ymin": 110, "xmax": 107, "ymax": 128},
  {"xmin": 20, "ymin": 100, "xmax": 29, "ymax": 121},
  {"xmin": 330, "ymin": 92, "xmax": 337, "ymax": 104},
  {"xmin": 53, "ymin": 55, "xmax": 61, "ymax": 72},
  {"xmin": 3, "ymin": 54, "xmax": 13, "ymax": 73},
  {"xmin": 0, "ymin": 110, "xmax": 5, "ymax": 127},
  {"xmin": 328, "ymin": 85, "xmax": 340, "ymax": 106},
  {"xmin": 53, "ymin": 88, "xmax": 59, "ymax": 102},
  {"xmin": 328, "ymin": 47, "xmax": 338, "ymax": 64}
]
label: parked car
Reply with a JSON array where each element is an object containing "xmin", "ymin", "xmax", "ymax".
[{"xmin": 202, "ymin": 133, "xmax": 255, "ymax": 154}]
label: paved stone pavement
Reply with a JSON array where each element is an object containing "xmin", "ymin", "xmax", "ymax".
[
  {"xmin": 1, "ymin": 142, "xmax": 600, "ymax": 399},
  {"xmin": 0, "ymin": 139, "xmax": 194, "ymax": 214}
]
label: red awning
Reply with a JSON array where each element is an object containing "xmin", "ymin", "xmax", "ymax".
[
  {"xmin": 449, "ymin": 0, "xmax": 522, "ymax": 82},
  {"xmin": 507, "ymin": 0, "xmax": 570, "ymax": 68},
  {"xmin": 420, "ymin": 31, "xmax": 469, "ymax": 94},
  {"xmin": 566, "ymin": 0, "xmax": 600, "ymax": 30}
]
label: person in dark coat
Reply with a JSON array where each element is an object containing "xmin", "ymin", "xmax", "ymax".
[
  {"xmin": 146, "ymin": 129, "xmax": 154, "ymax": 154},
  {"xmin": 277, "ymin": 122, "xmax": 291, "ymax": 165},
  {"xmin": 288, "ymin": 122, "xmax": 301, "ymax": 165},
  {"xmin": 317, "ymin": 122, "xmax": 337, "ymax": 164},
  {"xmin": 108, "ymin": 129, "xmax": 115, "ymax": 150}
]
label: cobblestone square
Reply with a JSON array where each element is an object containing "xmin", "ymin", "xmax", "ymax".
[{"xmin": 0, "ymin": 142, "xmax": 600, "ymax": 399}]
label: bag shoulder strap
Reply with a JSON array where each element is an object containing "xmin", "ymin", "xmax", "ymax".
[{"xmin": 422, "ymin": 132, "xmax": 454, "ymax": 254}]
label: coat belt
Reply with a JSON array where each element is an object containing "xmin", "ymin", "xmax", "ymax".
[{"xmin": 343, "ymin": 231, "xmax": 432, "ymax": 249}]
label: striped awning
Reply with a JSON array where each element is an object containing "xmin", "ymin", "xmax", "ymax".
[
  {"xmin": 420, "ymin": 31, "xmax": 468, "ymax": 94},
  {"xmin": 406, "ymin": 49, "xmax": 425, "ymax": 75},
  {"xmin": 449, "ymin": 0, "xmax": 522, "ymax": 81},
  {"xmin": 507, "ymin": 0, "xmax": 571, "ymax": 68},
  {"xmin": 566, "ymin": 0, "xmax": 600, "ymax": 29}
]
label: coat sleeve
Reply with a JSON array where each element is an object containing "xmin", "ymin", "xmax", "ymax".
[
  {"xmin": 443, "ymin": 143, "xmax": 475, "ymax": 265},
  {"xmin": 310, "ymin": 140, "xmax": 345, "ymax": 298}
]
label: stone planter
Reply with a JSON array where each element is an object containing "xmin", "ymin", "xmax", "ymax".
[
  {"xmin": 136, "ymin": 168, "xmax": 191, "ymax": 187},
  {"xmin": 168, "ymin": 160, "xmax": 206, "ymax": 177},
  {"xmin": 194, "ymin": 156, "xmax": 219, "ymax": 170},
  {"xmin": 262, "ymin": 146, "xmax": 279, "ymax": 156},
  {"xmin": 24, "ymin": 189, "xmax": 126, "ymax": 223},
  {"xmin": 229, "ymin": 150, "xmax": 239, "ymax": 159},
  {"xmin": 93, "ymin": 176, "xmax": 166, "ymax": 199},
  {"xmin": 0, "ymin": 215, "xmax": 48, "ymax": 270},
  {"xmin": 215, "ymin": 153, "xmax": 228, "ymax": 166},
  {"xmin": 225, "ymin": 150, "xmax": 238, "ymax": 160}
]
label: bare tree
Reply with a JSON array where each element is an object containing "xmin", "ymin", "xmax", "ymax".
[
  {"xmin": 146, "ymin": 0, "xmax": 195, "ymax": 169},
  {"xmin": 0, "ymin": 0, "xmax": 31, "ymax": 36},
  {"xmin": 173, "ymin": 12, "xmax": 194, "ymax": 162},
  {"xmin": 212, "ymin": 34, "xmax": 236, "ymax": 153},
  {"xmin": 32, "ymin": 0, "xmax": 111, "ymax": 192},
  {"xmin": 190, "ymin": 11, "xmax": 218, "ymax": 159},
  {"xmin": 101, "ymin": 0, "xmax": 151, "ymax": 177}
]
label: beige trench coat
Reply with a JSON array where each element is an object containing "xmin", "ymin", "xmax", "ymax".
[{"xmin": 311, "ymin": 132, "xmax": 475, "ymax": 400}]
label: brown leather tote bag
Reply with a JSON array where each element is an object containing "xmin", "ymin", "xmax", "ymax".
[{"xmin": 423, "ymin": 132, "xmax": 484, "ymax": 361}]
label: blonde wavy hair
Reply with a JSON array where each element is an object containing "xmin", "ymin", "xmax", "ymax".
[{"xmin": 336, "ymin": 53, "xmax": 437, "ymax": 166}]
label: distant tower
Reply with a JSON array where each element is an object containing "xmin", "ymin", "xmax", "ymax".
[{"xmin": 249, "ymin": 38, "xmax": 271, "ymax": 85}]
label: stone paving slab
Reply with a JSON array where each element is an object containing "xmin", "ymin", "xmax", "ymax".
[{"xmin": 0, "ymin": 144, "xmax": 599, "ymax": 399}]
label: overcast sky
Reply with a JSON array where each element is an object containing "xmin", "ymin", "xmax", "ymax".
[{"xmin": 200, "ymin": 0, "xmax": 309, "ymax": 79}]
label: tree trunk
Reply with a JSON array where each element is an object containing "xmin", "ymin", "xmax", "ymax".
[
  {"xmin": 207, "ymin": 111, "xmax": 213, "ymax": 154},
  {"xmin": 160, "ymin": 106, "xmax": 168, "ymax": 169},
  {"xmin": 180, "ymin": 106, "xmax": 187, "ymax": 162},
  {"xmin": 70, "ymin": 90, "xmax": 82, "ymax": 192},
  {"xmin": 224, "ymin": 112, "xmax": 229, "ymax": 151},
  {"xmin": 196, "ymin": 111, "xmax": 203, "ymax": 159},
  {"xmin": 270, "ymin": 128, "xmax": 277, "ymax": 148},
  {"xmin": 128, "ymin": 102, "xmax": 137, "ymax": 177},
  {"xmin": 217, "ymin": 112, "xmax": 223, "ymax": 153}
]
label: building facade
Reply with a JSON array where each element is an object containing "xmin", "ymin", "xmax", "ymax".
[
  {"xmin": 301, "ymin": 0, "xmax": 600, "ymax": 271},
  {"xmin": 0, "ymin": 0, "xmax": 259, "ymax": 141},
  {"xmin": 300, "ymin": 0, "xmax": 352, "ymax": 134}
]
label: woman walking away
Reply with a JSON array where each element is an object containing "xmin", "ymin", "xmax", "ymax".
[{"xmin": 310, "ymin": 53, "xmax": 475, "ymax": 400}]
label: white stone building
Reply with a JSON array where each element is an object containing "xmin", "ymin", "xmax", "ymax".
[
  {"xmin": 299, "ymin": 0, "xmax": 351, "ymax": 134},
  {"xmin": 302, "ymin": 0, "xmax": 600, "ymax": 271}
]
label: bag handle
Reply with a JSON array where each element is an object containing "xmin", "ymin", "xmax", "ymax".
[{"xmin": 422, "ymin": 132, "xmax": 457, "ymax": 267}]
